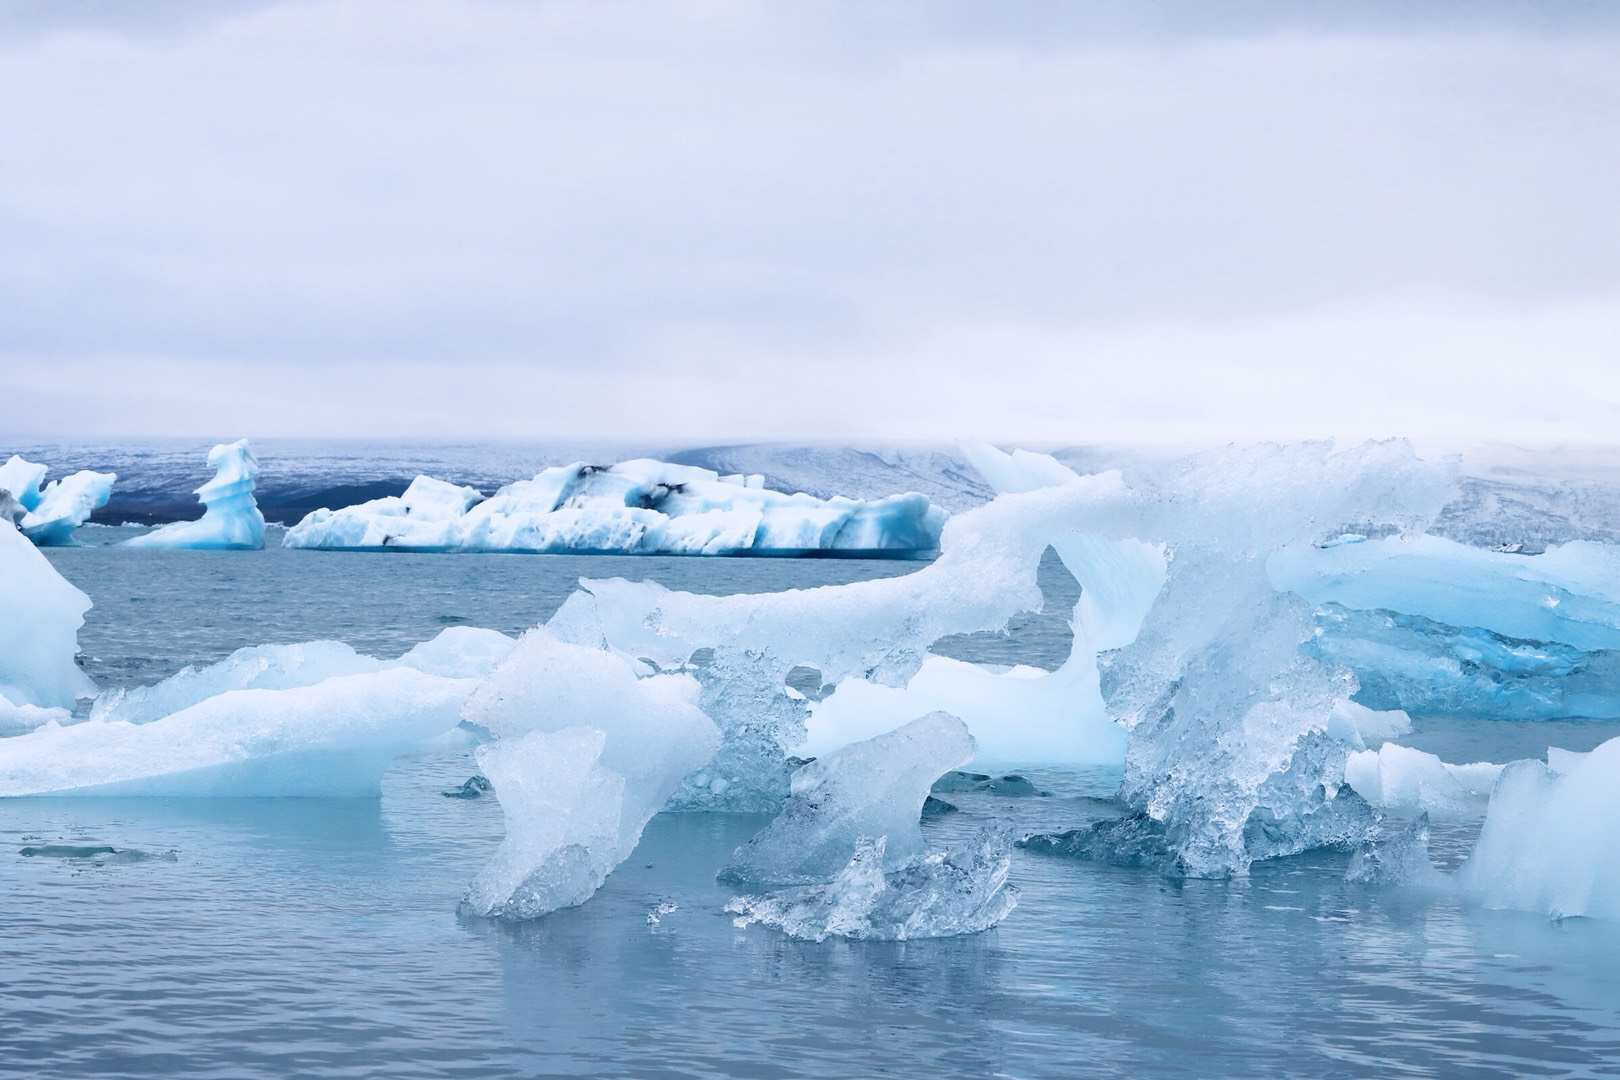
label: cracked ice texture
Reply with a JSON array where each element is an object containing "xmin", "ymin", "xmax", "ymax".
[
  {"xmin": 721, "ymin": 711, "xmax": 975, "ymax": 887},
  {"xmin": 1460, "ymin": 735, "xmax": 1620, "ymax": 921},
  {"xmin": 283, "ymin": 459, "xmax": 945, "ymax": 556},
  {"xmin": 125, "ymin": 440, "xmax": 265, "ymax": 550},
  {"xmin": 459, "ymin": 631, "xmax": 720, "ymax": 919},
  {"xmin": 0, "ymin": 519, "xmax": 95, "ymax": 712}
]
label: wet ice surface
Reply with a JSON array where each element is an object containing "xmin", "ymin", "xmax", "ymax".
[{"xmin": 5, "ymin": 539, "xmax": 1620, "ymax": 1078}]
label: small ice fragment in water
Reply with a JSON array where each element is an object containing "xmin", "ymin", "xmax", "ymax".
[
  {"xmin": 646, "ymin": 899, "xmax": 678, "ymax": 926},
  {"xmin": 921, "ymin": 795, "xmax": 958, "ymax": 819},
  {"xmin": 1345, "ymin": 814, "xmax": 1444, "ymax": 888},
  {"xmin": 726, "ymin": 832, "xmax": 1019, "ymax": 942},
  {"xmin": 443, "ymin": 775, "xmax": 491, "ymax": 799},
  {"xmin": 19, "ymin": 844, "xmax": 177, "ymax": 864}
]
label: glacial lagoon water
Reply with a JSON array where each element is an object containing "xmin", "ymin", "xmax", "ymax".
[{"xmin": 5, "ymin": 530, "xmax": 1620, "ymax": 1078}]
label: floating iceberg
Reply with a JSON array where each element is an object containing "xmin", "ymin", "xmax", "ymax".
[
  {"xmin": 726, "ymin": 832, "xmax": 1019, "ymax": 942},
  {"xmin": 1459, "ymin": 735, "xmax": 1620, "ymax": 921},
  {"xmin": 1343, "ymin": 743, "xmax": 1502, "ymax": 820},
  {"xmin": 459, "ymin": 631, "xmax": 720, "ymax": 919},
  {"xmin": 283, "ymin": 459, "xmax": 945, "ymax": 556},
  {"xmin": 0, "ymin": 668, "xmax": 473, "ymax": 797},
  {"xmin": 721, "ymin": 712, "xmax": 975, "ymax": 887},
  {"xmin": 0, "ymin": 454, "xmax": 116, "ymax": 545},
  {"xmin": 125, "ymin": 440, "xmax": 265, "ymax": 550},
  {"xmin": 0, "ymin": 519, "xmax": 95, "ymax": 712}
]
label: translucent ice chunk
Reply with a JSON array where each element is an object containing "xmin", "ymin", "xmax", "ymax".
[
  {"xmin": 726, "ymin": 832, "xmax": 1019, "ymax": 942},
  {"xmin": 1343, "ymin": 743, "xmax": 1502, "ymax": 819},
  {"xmin": 459, "ymin": 631, "xmax": 720, "ymax": 919},
  {"xmin": 721, "ymin": 712, "xmax": 975, "ymax": 887},
  {"xmin": 20, "ymin": 470, "xmax": 116, "ymax": 546}
]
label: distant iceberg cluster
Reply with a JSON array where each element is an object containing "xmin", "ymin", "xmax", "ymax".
[
  {"xmin": 282, "ymin": 459, "xmax": 946, "ymax": 556},
  {"xmin": 6, "ymin": 437, "xmax": 1620, "ymax": 937},
  {"xmin": 124, "ymin": 439, "xmax": 266, "ymax": 551},
  {"xmin": 0, "ymin": 455, "xmax": 115, "ymax": 546}
]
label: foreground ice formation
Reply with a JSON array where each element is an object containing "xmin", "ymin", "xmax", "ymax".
[
  {"xmin": 726, "ymin": 832, "xmax": 1019, "ymax": 942},
  {"xmin": 549, "ymin": 439, "xmax": 1456, "ymax": 877},
  {"xmin": 1459, "ymin": 735, "xmax": 1620, "ymax": 921},
  {"xmin": 459, "ymin": 631, "xmax": 720, "ymax": 919},
  {"xmin": 0, "ymin": 628, "xmax": 515, "ymax": 795},
  {"xmin": 721, "ymin": 712, "xmax": 975, "ymax": 887},
  {"xmin": 125, "ymin": 440, "xmax": 265, "ymax": 550},
  {"xmin": 283, "ymin": 459, "xmax": 946, "ymax": 556},
  {"xmin": 0, "ymin": 454, "xmax": 116, "ymax": 545},
  {"xmin": 0, "ymin": 519, "xmax": 95, "ymax": 715}
]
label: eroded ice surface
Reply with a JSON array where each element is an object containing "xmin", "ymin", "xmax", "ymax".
[
  {"xmin": 125, "ymin": 440, "xmax": 265, "ymax": 550},
  {"xmin": 721, "ymin": 712, "xmax": 975, "ymax": 887},
  {"xmin": 459, "ymin": 631, "xmax": 720, "ymax": 919},
  {"xmin": 0, "ymin": 519, "xmax": 95, "ymax": 711},
  {"xmin": 283, "ymin": 459, "xmax": 945, "ymax": 556},
  {"xmin": 19, "ymin": 468, "xmax": 116, "ymax": 546},
  {"xmin": 1344, "ymin": 743, "xmax": 1503, "ymax": 820}
]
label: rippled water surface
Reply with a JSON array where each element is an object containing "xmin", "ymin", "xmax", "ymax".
[{"xmin": 5, "ymin": 534, "xmax": 1620, "ymax": 1079}]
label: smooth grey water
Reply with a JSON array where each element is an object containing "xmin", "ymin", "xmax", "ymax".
[{"xmin": 4, "ymin": 534, "xmax": 1620, "ymax": 1078}]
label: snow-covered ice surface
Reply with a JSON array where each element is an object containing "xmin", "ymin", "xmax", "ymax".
[
  {"xmin": 283, "ymin": 458, "xmax": 946, "ymax": 556},
  {"xmin": 124, "ymin": 440, "xmax": 265, "ymax": 550}
]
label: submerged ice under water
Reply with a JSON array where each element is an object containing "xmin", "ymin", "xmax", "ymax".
[{"xmin": 4, "ymin": 530, "xmax": 1620, "ymax": 1077}]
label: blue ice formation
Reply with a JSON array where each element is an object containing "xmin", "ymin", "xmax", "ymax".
[
  {"xmin": 124, "ymin": 440, "xmax": 265, "ymax": 550},
  {"xmin": 0, "ymin": 454, "xmax": 115, "ymax": 546},
  {"xmin": 1271, "ymin": 536, "xmax": 1620, "ymax": 719},
  {"xmin": 282, "ymin": 459, "xmax": 946, "ymax": 556}
]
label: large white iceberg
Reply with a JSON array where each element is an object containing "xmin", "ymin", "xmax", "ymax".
[
  {"xmin": 283, "ymin": 459, "xmax": 946, "ymax": 556},
  {"xmin": 125, "ymin": 440, "xmax": 265, "ymax": 550},
  {"xmin": 459, "ymin": 630, "xmax": 720, "ymax": 919},
  {"xmin": 0, "ymin": 454, "xmax": 116, "ymax": 546},
  {"xmin": 1459, "ymin": 735, "xmax": 1620, "ymax": 921},
  {"xmin": 0, "ymin": 519, "xmax": 95, "ymax": 712}
]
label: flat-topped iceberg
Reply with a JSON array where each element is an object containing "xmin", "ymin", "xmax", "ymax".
[
  {"xmin": 125, "ymin": 440, "xmax": 265, "ymax": 550},
  {"xmin": 283, "ymin": 459, "xmax": 945, "ymax": 556},
  {"xmin": 0, "ymin": 454, "xmax": 116, "ymax": 546},
  {"xmin": 0, "ymin": 519, "xmax": 95, "ymax": 713}
]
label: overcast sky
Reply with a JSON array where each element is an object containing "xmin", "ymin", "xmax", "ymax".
[{"xmin": 3, "ymin": 1, "xmax": 1617, "ymax": 444}]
